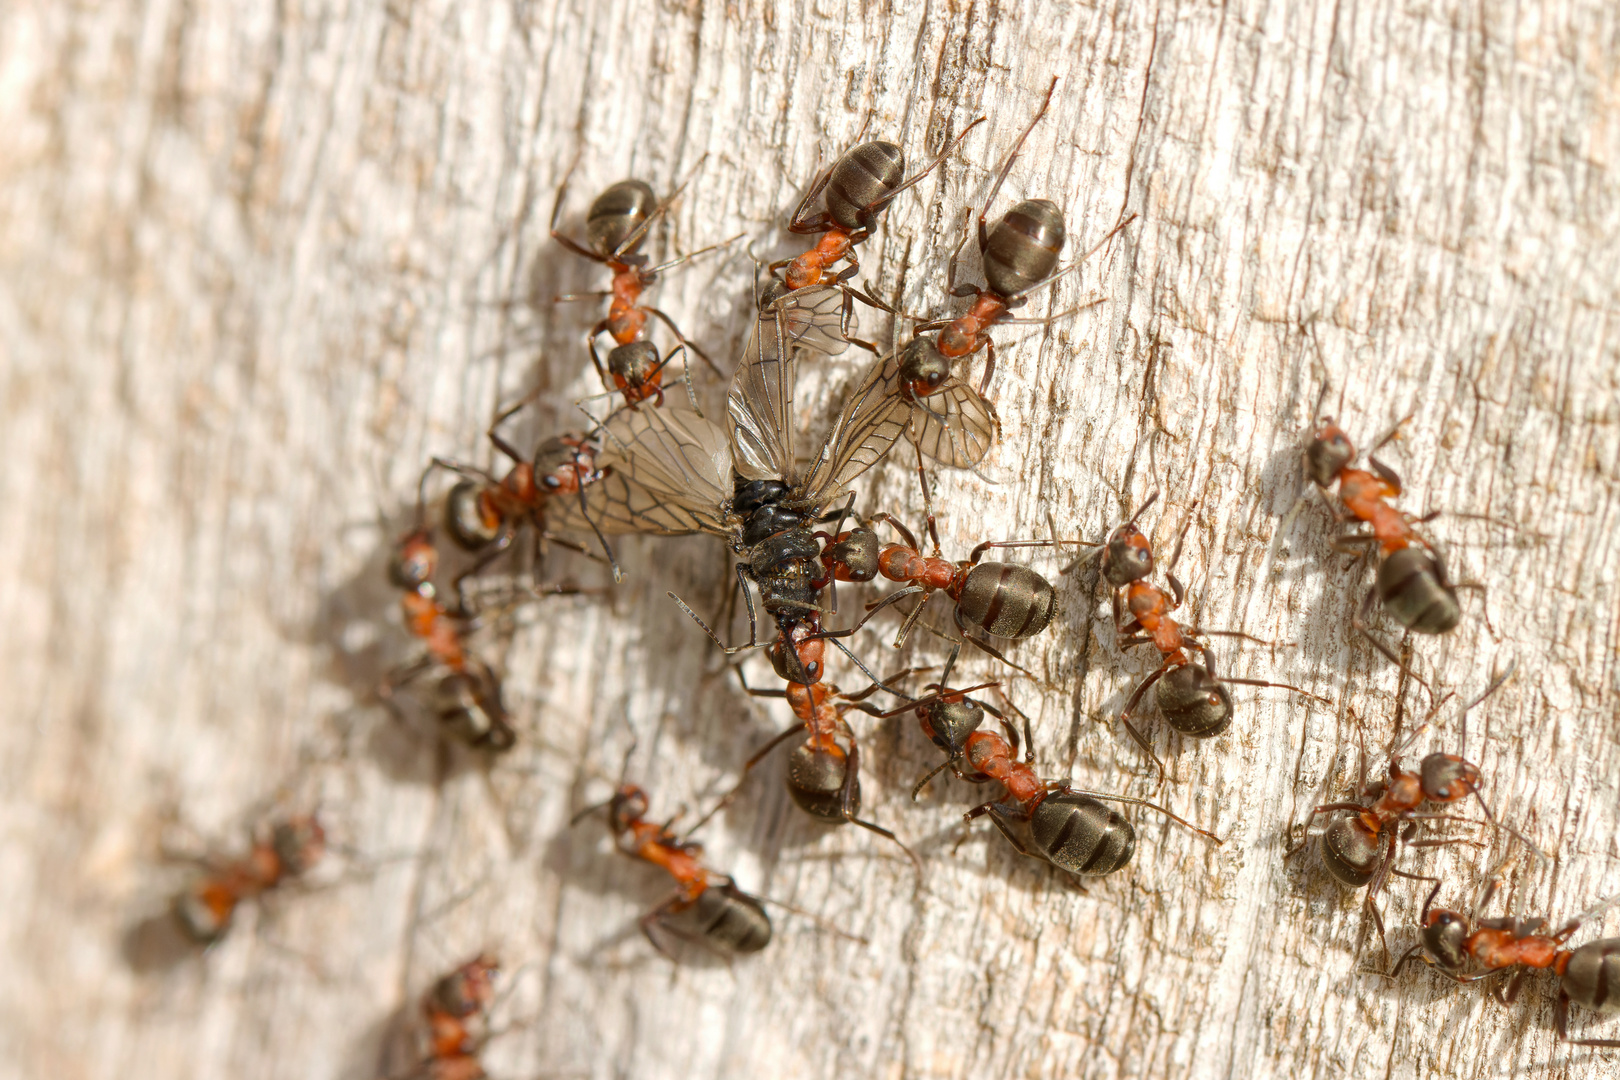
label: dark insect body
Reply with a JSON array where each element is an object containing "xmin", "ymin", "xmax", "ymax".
[
  {"xmin": 172, "ymin": 815, "xmax": 325, "ymax": 945},
  {"xmin": 414, "ymin": 954, "xmax": 499, "ymax": 1080}
]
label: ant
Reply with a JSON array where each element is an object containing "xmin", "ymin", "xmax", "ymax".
[
  {"xmin": 1382, "ymin": 877, "xmax": 1620, "ymax": 1048},
  {"xmin": 1287, "ymin": 667, "xmax": 1514, "ymax": 944},
  {"xmin": 863, "ymin": 643, "xmax": 1005, "ymax": 800},
  {"xmin": 1085, "ymin": 491, "xmax": 1326, "ymax": 778},
  {"xmin": 956, "ymin": 713, "xmax": 1223, "ymax": 876},
  {"xmin": 573, "ymin": 783, "xmax": 771, "ymax": 956},
  {"xmin": 760, "ymin": 113, "xmax": 985, "ymax": 312},
  {"xmin": 1303, "ymin": 390, "xmax": 1469, "ymax": 639},
  {"xmin": 898, "ymin": 78, "xmax": 1133, "ymax": 398},
  {"xmin": 550, "ymin": 168, "xmax": 731, "ymax": 414},
  {"xmin": 410, "ymin": 953, "xmax": 499, "ymax": 1080},
  {"xmin": 382, "ymin": 526, "xmax": 516, "ymax": 752},
  {"xmin": 419, "ymin": 395, "xmax": 617, "ymax": 598},
  {"xmin": 171, "ymin": 814, "xmax": 325, "ymax": 945}
]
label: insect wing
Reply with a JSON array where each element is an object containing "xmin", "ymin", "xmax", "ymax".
[
  {"xmin": 909, "ymin": 381, "xmax": 1000, "ymax": 468},
  {"xmin": 798, "ymin": 347, "xmax": 910, "ymax": 505},
  {"xmin": 554, "ymin": 404, "xmax": 732, "ymax": 537},
  {"xmin": 728, "ymin": 286, "xmax": 851, "ymax": 484}
]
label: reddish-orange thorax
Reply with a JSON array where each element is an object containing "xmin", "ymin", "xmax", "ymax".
[
  {"xmin": 626, "ymin": 820, "xmax": 709, "ymax": 900},
  {"xmin": 938, "ymin": 294, "xmax": 1008, "ymax": 358},
  {"xmin": 877, "ymin": 544, "xmax": 959, "ymax": 592},
  {"xmin": 1467, "ymin": 927, "xmax": 1559, "ymax": 971},
  {"xmin": 401, "ymin": 591, "xmax": 465, "ymax": 670},
  {"xmin": 1125, "ymin": 582, "xmax": 1186, "ymax": 656},
  {"xmin": 1335, "ymin": 468, "xmax": 1411, "ymax": 552},
  {"xmin": 607, "ymin": 265, "xmax": 648, "ymax": 344},
  {"xmin": 785, "ymin": 230, "xmax": 854, "ymax": 290},
  {"xmin": 965, "ymin": 731, "xmax": 1045, "ymax": 809}
]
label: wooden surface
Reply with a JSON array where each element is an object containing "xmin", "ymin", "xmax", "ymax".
[{"xmin": 2, "ymin": 1, "xmax": 1618, "ymax": 1078}]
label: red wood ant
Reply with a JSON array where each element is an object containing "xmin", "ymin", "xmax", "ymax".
[
  {"xmin": 382, "ymin": 526, "xmax": 515, "ymax": 752},
  {"xmin": 550, "ymin": 168, "xmax": 732, "ymax": 413},
  {"xmin": 957, "ymin": 716, "xmax": 1223, "ymax": 876},
  {"xmin": 573, "ymin": 783, "xmax": 771, "ymax": 956},
  {"xmin": 1089, "ymin": 492, "xmax": 1326, "ymax": 778},
  {"xmin": 868, "ymin": 644, "xmax": 1005, "ymax": 800},
  {"xmin": 419, "ymin": 396, "xmax": 617, "ymax": 596},
  {"xmin": 412, "ymin": 953, "xmax": 499, "ymax": 1080},
  {"xmin": 1383, "ymin": 878, "xmax": 1620, "ymax": 1048},
  {"xmin": 171, "ymin": 814, "xmax": 325, "ymax": 945},
  {"xmin": 1288, "ymin": 667, "xmax": 1513, "ymax": 943},
  {"xmin": 759, "ymin": 114, "xmax": 985, "ymax": 311},
  {"xmin": 1304, "ymin": 393, "xmax": 1467, "ymax": 637}
]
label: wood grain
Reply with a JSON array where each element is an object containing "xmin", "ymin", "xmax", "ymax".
[{"xmin": 1, "ymin": 2, "xmax": 1617, "ymax": 1078}]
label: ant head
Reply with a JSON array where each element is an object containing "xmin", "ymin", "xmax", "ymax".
[
  {"xmin": 1101, "ymin": 522, "xmax": 1154, "ymax": 588},
  {"xmin": 1320, "ymin": 817, "xmax": 1381, "ymax": 887},
  {"xmin": 586, "ymin": 179, "xmax": 657, "ymax": 260},
  {"xmin": 1156, "ymin": 664, "xmax": 1234, "ymax": 738},
  {"xmin": 388, "ymin": 530, "xmax": 438, "ymax": 591},
  {"xmin": 785, "ymin": 742, "xmax": 854, "ymax": 823},
  {"xmin": 1419, "ymin": 753, "xmax": 1481, "ymax": 803},
  {"xmin": 444, "ymin": 479, "xmax": 502, "ymax": 552},
  {"xmin": 431, "ymin": 955, "xmax": 501, "ymax": 1018},
  {"xmin": 770, "ymin": 631, "xmax": 824, "ymax": 685},
  {"xmin": 898, "ymin": 337, "xmax": 952, "ymax": 399},
  {"xmin": 270, "ymin": 815, "xmax": 326, "ymax": 876},
  {"xmin": 607, "ymin": 341, "xmax": 662, "ymax": 388},
  {"xmin": 1304, "ymin": 421, "xmax": 1356, "ymax": 487},
  {"xmin": 917, "ymin": 694, "xmax": 987, "ymax": 758},
  {"xmin": 821, "ymin": 527, "xmax": 880, "ymax": 583},
  {"xmin": 1421, "ymin": 910, "xmax": 1470, "ymax": 970},
  {"xmin": 609, "ymin": 785, "xmax": 650, "ymax": 833}
]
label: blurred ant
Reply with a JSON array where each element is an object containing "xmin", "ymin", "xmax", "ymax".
[
  {"xmin": 956, "ymin": 713, "xmax": 1223, "ymax": 877},
  {"xmin": 382, "ymin": 526, "xmax": 515, "ymax": 753},
  {"xmin": 408, "ymin": 953, "xmax": 499, "ymax": 1080},
  {"xmin": 1085, "ymin": 491, "xmax": 1326, "ymax": 779},
  {"xmin": 896, "ymin": 78, "xmax": 1132, "ymax": 398},
  {"xmin": 1381, "ymin": 877, "xmax": 1620, "ymax": 1048},
  {"xmin": 1287, "ymin": 666, "xmax": 1515, "ymax": 944},
  {"xmin": 572, "ymin": 782, "xmax": 771, "ymax": 956},
  {"xmin": 550, "ymin": 167, "xmax": 732, "ymax": 414},
  {"xmin": 171, "ymin": 814, "xmax": 325, "ymax": 945},
  {"xmin": 418, "ymin": 396, "xmax": 618, "ymax": 597},
  {"xmin": 760, "ymin": 113, "xmax": 985, "ymax": 312},
  {"xmin": 1303, "ymin": 386, "xmax": 1472, "ymax": 640}
]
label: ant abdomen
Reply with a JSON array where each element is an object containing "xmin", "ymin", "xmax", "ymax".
[
  {"xmin": 1028, "ymin": 792, "xmax": 1136, "ymax": 876},
  {"xmin": 1377, "ymin": 547, "xmax": 1461, "ymax": 634},
  {"xmin": 1320, "ymin": 817, "xmax": 1380, "ymax": 887},
  {"xmin": 954, "ymin": 562, "xmax": 1057, "ymax": 640},
  {"xmin": 1156, "ymin": 664, "xmax": 1234, "ymax": 738},
  {"xmin": 1563, "ymin": 939, "xmax": 1620, "ymax": 1014},
  {"xmin": 586, "ymin": 179, "xmax": 657, "ymax": 258},
  {"xmin": 982, "ymin": 199, "xmax": 1066, "ymax": 298},
  {"xmin": 824, "ymin": 141, "xmax": 904, "ymax": 231},
  {"xmin": 786, "ymin": 743, "xmax": 855, "ymax": 823},
  {"xmin": 444, "ymin": 480, "xmax": 500, "ymax": 552},
  {"xmin": 433, "ymin": 671, "xmax": 515, "ymax": 752},
  {"xmin": 669, "ymin": 883, "xmax": 773, "ymax": 954}
]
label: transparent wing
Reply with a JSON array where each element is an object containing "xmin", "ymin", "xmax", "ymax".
[
  {"xmin": 728, "ymin": 285, "xmax": 852, "ymax": 484},
  {"xmin": 551, "ymin": 404, "xmax": 732, "ymax": 537},
  {"xmin": 798, "ymin": 348, "xmax": 911, "ymax": 506},
  {"xmin": 908, "ymin": 381, "xmax": 1000, "ymax": 468}
]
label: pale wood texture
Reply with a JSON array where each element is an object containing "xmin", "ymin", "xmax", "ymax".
[{"xmin": 2, "ymin": 2, "xmax": 1618, "ymax": 1078}]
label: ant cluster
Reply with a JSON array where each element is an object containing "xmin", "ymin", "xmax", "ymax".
[{"xmin": 158, "ymin": 76, "xmax": 1617, "ymax": 1065}]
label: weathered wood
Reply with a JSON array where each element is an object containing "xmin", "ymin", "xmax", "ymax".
[{"xmin": 2, "ymin": 2, "xmax": 1618, "ymax": 1078}]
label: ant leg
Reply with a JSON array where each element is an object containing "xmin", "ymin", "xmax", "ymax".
[
  {"xmin": 977, "ymin": 79, "xmax": 1056, "ymax": 250},
  {"xmin": 945, "ymin": 207, "xmax": 978, "ymax": 297},
  {"xmin": 1060, "ymin": 788, "xmax": 1223, "ymax": 844},
  {"xmin": 586, "ymin": 324, "xmax": 612, "ymax": 387},
  {"xmin": 978, "ymin": 340, "xmax": 999, "ymax": 398},
  {"xmin": 1557, "ymin": 988, "xmax": 1620, "ymax": 1047},
  {"xmin": 1194, "ymin": 644, "xmax": 1331, "ymax": 705},
  {"xmin": 647, "ymin": 307, "xmax": 724, "ymax": 380},
  {"xmin": 450, "ymin": 528, "xmax": 521, "ymax": 616},
  {"xmin": 1352, "ymin": 586, "xmax": 1434, "ymax": 694},
  {"xmin": 637, "ymin": 894, "xmax": 694, "ymax": 959},
  {"xmin": 686, "ymin": 723, "xmax": 805, "ymax": 835},
  {"xmin": 958, "ymin": 628, "xmax": 1036, "ymax": 679},
  {"xmin": 668, "ymin": 568, "xmax": 764, "ymax": 655},
  {"xmin": 840, "ymin": 738, "xmax": 922, "ymax": 873},
  {"xmin": 785, "ymin": 159, "xmax": 836, "ymax": 233}
]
